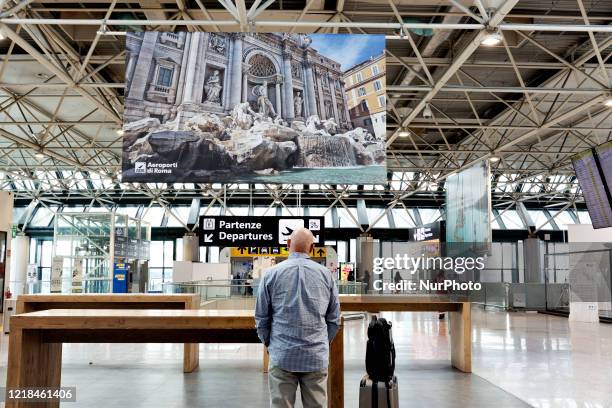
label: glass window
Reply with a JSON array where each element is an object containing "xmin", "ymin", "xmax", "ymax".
[
  {"xmin": 229, "ymin": 206, "xmax": 249, "ymax": 216},
  {"xmin": 368, "ymin": 208, "xmax": 389, "ymax": 229},
  {"xmin": 500, "ymin": 210, "xmax": 524, "ymax": 229},
  {"xmin": 30, "ymin": 206, "xmax": 57, "ymax": 227},
  {"xmin": 378, "ymin": 95, "xmax": 385, "ymax": 107},
  {"xmin": 360, "ymin": 100, "xmax": 368, "ymax": 111},
  {"xmin": 373, "ymin": 80, "xmax": 382, "ymax": 91},
  {"xmin": 141, "ymin": 206, "xmax": 165, "ymax": 226},
  {"xmin": 356, "ymin": 72, "xmax": 363, "ymax": 82},
  {"xmin": 391, "ymin": 208, "xmax": 416, "ymax": 228},
  {"xmin": 554, "ymin": 211, "xmax": 575, "ymax": 230},
  {"xmin": 166, "ymin": 206, "xmax": 190, "ymax": 227},
  {"xmin": 116, "ymin": 206, "xmax": 140, "ymax": 218},
  {"xmin": 419, "ymin": 208, "xmax": 441, "ymax": 224},
  {"xmin": 358, "ymin": 87, "xmax": 366, "ymax": 96},
  {"xmin": 209, "ymin": 247, "xmax": 220, "ymax": 263},
  {"xmin": 157, "ymin": 66, "xmax": 173, "ymax": 87},
  {"xmin": 337, "ymin": 241, "xmax": 347, "ymax": 263},
  {"xmin": 577, "ymin": 211, "xmax": 591, "ymax": 224},
  {"xmin": 149, "ymin": 240, "xmax": 174, "ymax": 292},
  {"xmin": 371, "ymin": 65, "xmax": 379, "ymax": 75},
  {"xmin": 349, "ymin": 239, "xmax": 357, "ymax": 263},
  {"xmin": 175, "ymin": 238, "xmax": 183, "ymax": 262},
  {"xmin": 29, "ymin": 238, "xmax": 37, "ymax": 264},
  {"xmin": 337, "ymin": 208, "xmax": 359, "ymax": 228}
]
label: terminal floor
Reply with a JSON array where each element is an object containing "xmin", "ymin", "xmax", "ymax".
[{"xmin": 0, "ymin": 308, "xmax": 611, "ymax": 408}]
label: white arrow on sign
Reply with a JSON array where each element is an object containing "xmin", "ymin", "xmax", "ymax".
[{"xmin": 204, "ymin": 233, "xmax": 213, "ymax": 243}]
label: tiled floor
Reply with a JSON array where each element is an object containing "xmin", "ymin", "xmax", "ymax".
[{"xmin": 1, "ymin": 307, "xmax": 611, "ymax": 407}]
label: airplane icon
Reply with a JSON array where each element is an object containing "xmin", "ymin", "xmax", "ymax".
[{"xmin": 278, "ymin": 219, "xmax": 305, "ymax": 244}]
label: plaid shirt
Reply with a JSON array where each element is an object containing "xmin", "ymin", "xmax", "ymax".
[{"xmin": 255, "ymin": 252, "xmax": 340, "ymax": 372}]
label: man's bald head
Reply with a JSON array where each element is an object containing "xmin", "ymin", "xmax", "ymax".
[{"xmin": 288, "ymin": 227, "xmax": 315, "ymax": 254}]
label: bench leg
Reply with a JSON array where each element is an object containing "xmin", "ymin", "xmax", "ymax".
[
  {"xmin": 183, "ymin": 343, "xmax": 199, "ymax": 373},
  {"xmin": 6, "ymin": 328, "xmax": 62, "ymax": 408},
  {"xmin": 449, "ymin": 303, "xmax": 472, "ymax": 373},
  {"xmin": 263, "ymin": 347, "xmax": 269, "ymax": 373},
  {"xmin": 328, "ymin": 323, "xmax": 344, "ymax": 408}
]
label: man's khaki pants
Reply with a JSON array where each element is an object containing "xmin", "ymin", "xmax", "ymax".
[{"xmin": 268, "ymin": 365, "xmax": 328, "ymax": 408}]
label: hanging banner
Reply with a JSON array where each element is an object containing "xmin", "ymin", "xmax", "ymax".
[
  {"xmin": 199, "ymin": 216, "xmax": 324, "ymax": 247},
  {"xmin": 72, "ymin": 258, "xmax": 83, "ymax": 293},
  {"xmin": 51, "ymin": 256, "xmax": 63, "ymax": 293},
  {"xmin": 26, "ymin": 264, "xmax": 37, "ymax": 283},
  {"xmin": 122, "ymin": 33, "xmax": 386, "ymax": 184}
]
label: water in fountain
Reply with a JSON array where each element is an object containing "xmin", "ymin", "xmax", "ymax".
[{"xmin": 296, "ymin": 135, "xmax": 358, "ymax": 167}]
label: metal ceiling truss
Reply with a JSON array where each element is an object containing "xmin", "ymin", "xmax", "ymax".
[{"xmin": 0, "ymin": 0, "xmax": 611, "ymax": 231}]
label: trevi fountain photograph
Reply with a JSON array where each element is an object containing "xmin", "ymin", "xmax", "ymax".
[{"xmin": 122, "ymin": 32, "xmax": 386, "ymax": 184}]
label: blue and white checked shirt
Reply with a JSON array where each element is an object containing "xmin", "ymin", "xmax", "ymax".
[{"xmin": 255, "ymin": 252, "xmax": 340, "ymax": 373}]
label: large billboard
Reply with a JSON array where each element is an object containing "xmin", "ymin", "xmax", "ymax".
[{"xmin": 122, "ymin": 32, "xmax": 386, "ymax": 184}]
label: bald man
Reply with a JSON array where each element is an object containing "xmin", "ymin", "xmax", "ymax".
[{"xmin": 255, "ymin": 228, "xmax": 340, "ymax": 408}]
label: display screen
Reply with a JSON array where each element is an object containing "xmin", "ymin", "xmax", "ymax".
[
  {"xmin": 572, "ymin": 143, "xmax": 612, "ymax": 229},
  {"xmin": 445, "ymin": 161, "xmax": 492, "ymax": 254},
  {"xmin": 594, "ymin": 141, "xmax": 612, "ymax": 195},
  {"xmin": 122, "ymin": 32, "xmax": 386, "ymax": 184},
  {"xmin": 339, "ymin": 262, "xmax": 355, "ymax": 281}
]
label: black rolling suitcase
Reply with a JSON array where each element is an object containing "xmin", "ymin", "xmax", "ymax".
[
  {"xmin": 359, "ymin": 315, "xmax": 398, "ymax": 408},
  {"xmin": 359, "ymin": 374, "xmax": 399, "ymax": 408}
]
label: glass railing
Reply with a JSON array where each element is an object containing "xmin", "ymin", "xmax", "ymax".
[
  {"xmin": 162, "ymin": 280, "xmax": 368, "ymax": 305},
  {"xmin": 7, "ymin": 277, "xmax": 112, "ymax": 295},
  {"xmin": 470, "ymin": 282, "xmax": 570, "ymax": 310}
]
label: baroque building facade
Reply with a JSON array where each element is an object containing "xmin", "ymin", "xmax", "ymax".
[
  {"xmin": 125, "ymin": 32, "xmax": 352, "ymax": 130},
  {"xmin": 343, "ymin": 53, "xmax": 386, "ymax": 139}
]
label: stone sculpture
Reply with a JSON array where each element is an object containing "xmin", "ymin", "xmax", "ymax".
[
  {"xmin": 294, "ymin": 91, "xmax": 303, "ymax": 117},
  {"xmin": 209, "ymin": 34, "xmax": 226, "ymax": 54},
  {"xmin": 253, "ymin": 84, "xmax": 276, "ymax": 118},
  {"xmin": 204, "ymin": 70, "xmax": 222, "ymax": 103}
]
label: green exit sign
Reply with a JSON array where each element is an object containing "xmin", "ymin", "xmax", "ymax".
[{"xmin": 11, "ymin": 225, "xmax": 17, "ymax": 238}]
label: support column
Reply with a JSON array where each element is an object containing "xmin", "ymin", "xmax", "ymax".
[
  {"xmin": 128, "ymin": 33, "xmax": 159, "ymax": 100},
  {"xmin": 183, "ymin": 233, "xmax": 200, "ymax": 262},
  {"xmin": 174, "ymin": 32, "xmax": 192, "ymax": 105},
  {"xmin": 125, "ymin": 52, "xmax": 137, "ymax": 91},
  {"xmin": 316, "ymin": 68, "xmax": 326, "ymax": 120},
  {"xmin": 329, "ymin": 75, "xmax": 340, "ymax": 124},
  {"xmin": 11, "ymin": 235, "xmax": 29, "ymax": 291},
  {"xmin": 0, "ymin": 192, "xmax": 14, "ymax": 308},
  {"xmin": 229, "ymin": 34, "xmax": 243, "ymax": 109},
  {"xmin": 356, "ymin": 234, "xmax": 374, "ymax": 293},
  {"xmin": 182, "ymin": 34, "xmax": 201, "ymax": 103},
  {"xmin": 275, "ymin": 82, "xmax": 282, "ymax": 117},
  {"xmin": 282, "ymin": 46, "xmax": 295, "ymax": 121},
  {"xmin": 304, "ymin": 60, "xmax": 318, "ymax": 118},
  {"xmin": 242, "ymin": 73, "xmax": 248, "ymax": 103}
]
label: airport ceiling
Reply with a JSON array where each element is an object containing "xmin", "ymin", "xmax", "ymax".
[{"xmin": 0, "ymin": 0, "xmax": 611, "ymax": 219}]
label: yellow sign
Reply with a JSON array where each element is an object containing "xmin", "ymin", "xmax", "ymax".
[{"xmin": 231, "ymin": 247, "xmax": 327, "ymax": 258}]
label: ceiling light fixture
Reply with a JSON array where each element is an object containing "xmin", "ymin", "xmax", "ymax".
[
  {"xmin": 481, "ymin": 29, "xmax": 502, "ymax": 46},
  {"xmin": 116, "ymin": 129, "xmax": 125, "ymax": 136},
  {"xmin": 489, "ymin": 155, "xmax": 501, "ymax": 162},
  {"xmin": 422, "ymin": 103, "xmax": 433, "ymax": 118},
  {"xmin": 34, "ymin": 149, "xmax": 45, "ymax": 159},
  {"xmin": 398, "ymin": 129, "xmax": 411, "ymax": 137},
  {"xmin": 604, "ymin": 96, "xmax": 612, "ymax": 108}
]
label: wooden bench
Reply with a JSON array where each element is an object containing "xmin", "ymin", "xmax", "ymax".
[
  {"xmin": 339, "ymin": 294, "xmax": 472, "ymax": 373},
  {"xmin": 15, "ymin": 294, "xmax": 200, "ymax": 373},
  {"xmin": 6, "ymin": 309, "xmax": 345, "ymax": 408}
]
